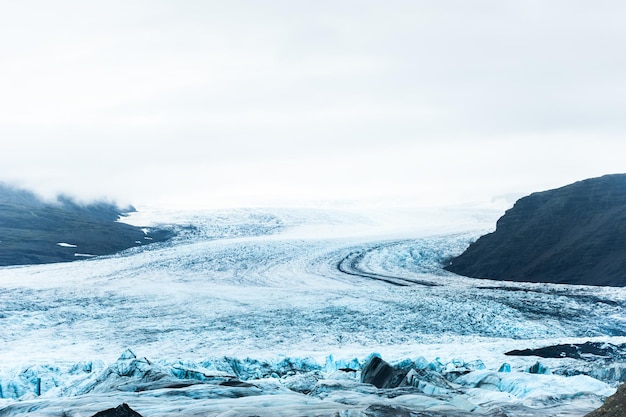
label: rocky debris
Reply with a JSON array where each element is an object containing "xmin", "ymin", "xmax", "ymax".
[
  {"xmin": 585, "ymin": 382, "xmax": 626, "ymax": 417},
  {"xmin": 506, "ymin": 342, "xmax": 623, "ymax": 359},
  {"xmin": 363, "ymin": 404, "xmax": 413, "ymax": 417},
  {"xmin": 92, "ymin": 403, "xmax": 143, "ymax": 417},
  {"xmin": 504, "ymin": 342, "xmax": 626, "ymax": 382},
  {"xmin": 445, "ymin": 174, "xmax": 626, "ymax": 286},
  {"xmin": 219, "ymin": 380, "xmax": 257, "ymax": 388},
  {"xmin": 361, "ymin": 356, "xmax": 407, "ymax": 389},
  {"xmin": 359, "ymin": 355, "xmax": 464, "ymax": 395},
  {"xmin": 361, "ymin": 356, "xmax": 393, "ymax": 388}
]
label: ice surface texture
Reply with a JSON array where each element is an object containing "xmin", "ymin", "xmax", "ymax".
[{"xmin": 1, "ymin": 207, "xmax": 625, "ymax": 416}]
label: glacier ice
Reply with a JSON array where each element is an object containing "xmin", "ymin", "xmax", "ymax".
[
  {"xmin": 0, "ymin": 207, "xmax": 625, "ymax": 416},
  {"xmin": 0, "ymin": 350, "xmax": 618, "ymax": 416}
]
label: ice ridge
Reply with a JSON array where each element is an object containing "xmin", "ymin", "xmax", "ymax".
[{"xmin": 0, "ymin": 351, "xmax": 616, "ymax": 417}]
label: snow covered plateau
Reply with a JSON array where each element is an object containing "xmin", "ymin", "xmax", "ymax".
[{"xmin": 1, "ymin": 206, "xmax": 625, "ymax": 416}]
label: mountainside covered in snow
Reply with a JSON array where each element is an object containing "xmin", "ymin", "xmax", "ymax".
[
  {"xmin": 0, "ymin": 184, "xmax": 173, "ymax": 266},
  {"xmin": 445, "ymin": 174, "xmax": 626, "ymax": 286}
]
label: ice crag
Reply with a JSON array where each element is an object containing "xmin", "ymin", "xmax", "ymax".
[{"xmin": 0, "ymin": 350, "xmax": 616, "ymax": 416}]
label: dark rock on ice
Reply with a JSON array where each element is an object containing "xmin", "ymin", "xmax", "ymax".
[
  {"xmin": 505, "ymin": 342, "xmax": 626, "ymax": 381},
  {"xmin": 444, "ymin": 174, "xmax": 626, "ymax": 286},
  {"xmin": 363, "ymin": 404, "xmax": 413, "ymax": 417},
  {"xmin": 361, "ymin": 356, "xmax": 406, "ymax": 389},
  {"xmin": 91, "ymin": 403, "xmax": 143, "ymax": 417},
  {"xmin": 506, "ymin": 342, "xmax": 621, "ymax": 359},
  {"xmin": 219, "ymin": 380, "xmax": 256, "ymax": 388},
  {"xmin": 527, "ymin": 362, "xmax": 550, "ymax": 374},
  {"xmin": 361, "ymin": 356, "xmax": 393, "ymax": 388}
]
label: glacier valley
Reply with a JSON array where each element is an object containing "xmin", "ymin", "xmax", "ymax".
[{"xmin": 1, "ymin": 207, "xmax": 625, "ymax": 416}]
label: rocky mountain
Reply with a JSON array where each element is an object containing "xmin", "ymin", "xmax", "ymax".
[
  {"xmin": 0, "ymin": 183, "xmax": 173, "ymax": 266},
  {"xmin": 444, "ymin": 174, "xmax": 626, "ymax": 286}
]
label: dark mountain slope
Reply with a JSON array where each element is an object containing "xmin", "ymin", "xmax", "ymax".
[
  {"xmin": 444, "ymin": 174, "xmax": 626, "ymax": 286},
  {"xmin": 0, "ymin": 184, "xmax": 173, "ymax": 266}
]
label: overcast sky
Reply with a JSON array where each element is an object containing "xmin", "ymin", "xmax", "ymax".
[{"xmin": 1, "ymin": 0, "xmax": 625, "ymax": 209}]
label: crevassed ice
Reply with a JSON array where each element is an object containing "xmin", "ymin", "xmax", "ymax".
[{"xmin": 0, "ymin": 207, "xmax": 624, "ymax": 416}]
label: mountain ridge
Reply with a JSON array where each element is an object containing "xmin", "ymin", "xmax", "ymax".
[
  {"xmin": 444, "ymin": 174, "xmax": 626, "ymax": 286},
  {"xmin": 0, "ymin": 183, "xmax": 173, "ymax": 266}
]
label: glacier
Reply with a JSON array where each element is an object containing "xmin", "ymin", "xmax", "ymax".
[{"xmin": 1, "ymin": 206, "xmax": 625, "ymax": 416}]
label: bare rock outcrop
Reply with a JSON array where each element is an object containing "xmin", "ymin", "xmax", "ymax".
[
  {"xmin": 445, "ymin": 174, "xmax": 626, "ymax": 286},
  {"xmin": 92, "ymin": 403, "xmax": 143, "ymax": 417}
]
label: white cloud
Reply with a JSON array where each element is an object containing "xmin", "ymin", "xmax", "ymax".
[{"xmin": 1, "ymin": 1, "xmax": 625, "ymax": 208}]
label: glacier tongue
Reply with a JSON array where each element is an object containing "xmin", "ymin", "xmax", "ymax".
[{"xmin": 1, "ymin": 207, "xmax": 625, "ymax": 416}]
